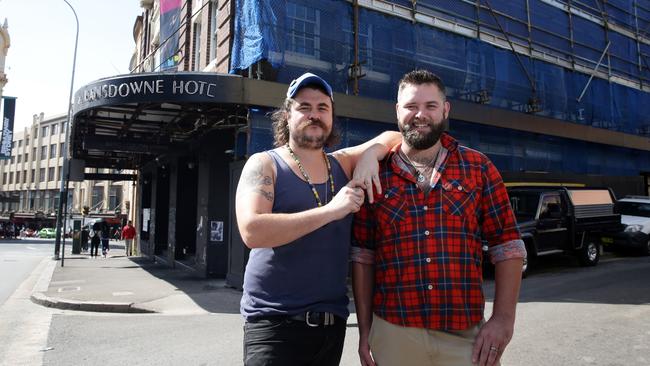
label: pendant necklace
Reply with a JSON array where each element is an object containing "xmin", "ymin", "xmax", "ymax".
[
  {"xmin": 286, "ymin": 144, "xmax": 335, "ymax": 207},
  {"xmin": 400, "ymin": 149, "xmax": 439, "ymax": 184}
]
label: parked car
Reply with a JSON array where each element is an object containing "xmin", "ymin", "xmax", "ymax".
[
  {"xmin": 504, "ymin": 186, "xmax": 623, "ymax": 276},
  {"xmin": 37, "ymin": 227, "xmax": 56, "ymax": 239},
  {"xmin": 602, "ymin": 196, "xmax": 650, "ymax": 255}
]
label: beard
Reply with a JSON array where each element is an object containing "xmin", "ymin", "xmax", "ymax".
[
  {"xmin": 398, "ymin": 116, "xmax": 445, "ymax": 150},
  {"xmin": 293, "ymin": 119, "xmax": 330, "ymax": 149}
]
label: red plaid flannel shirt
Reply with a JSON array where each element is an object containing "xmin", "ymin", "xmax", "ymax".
[{"xmin": 351, "ymin": 133, "xmax": 525, "ymax": 331}]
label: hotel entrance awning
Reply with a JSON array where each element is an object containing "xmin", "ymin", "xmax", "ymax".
[{"xmin": 70, "ymin": 72, "xmax": 256, "ymax": 170}]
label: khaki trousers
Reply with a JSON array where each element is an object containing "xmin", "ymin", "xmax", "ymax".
[
  {"xmin": 125, "ymin": 239, "xmax": 134, "ymax": 256},
  {"xmin": 369, "ymin": 314, "xmax": 498, "ymax": 366}
]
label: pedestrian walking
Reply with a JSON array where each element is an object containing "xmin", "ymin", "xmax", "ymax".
[
  {"xmin": 351, "ymin": 70, "xmax": 526, "ymax": 366},
  {"xmin": 100, "ymin": 224, "xmax": 110, "ymax": 257},
  {"xmin": 81, "ymin": 227, "xmax": 89, "ymax": 252},
  {"xmin": 90, "ymin": 230, "xmax": 100, "ymax": 257},
  {"xmin": 121, "ymin": 220, "xmax": 136, "ymax": 256}
]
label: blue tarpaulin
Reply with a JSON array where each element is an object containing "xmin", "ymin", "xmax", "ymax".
[{"xmin": 233, "ymin": 0, "xmax": 650, "ymax": 175}]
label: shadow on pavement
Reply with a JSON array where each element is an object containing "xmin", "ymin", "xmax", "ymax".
[
  {"xmin": 127, "ymin": 256, "xmax": 242, "ymax": 314},
  {"xmin": 484, "ymin": 254, "xmax": 650, "ymax": 305}
]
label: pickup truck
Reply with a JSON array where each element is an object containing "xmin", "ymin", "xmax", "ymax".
[{"xmin": 507, "ymin": 186, "xmax": 623, "ymax": 274}]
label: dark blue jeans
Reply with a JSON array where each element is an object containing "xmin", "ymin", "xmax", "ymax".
[{"xmin": 243, "ymin": 316, "xmax": 346, "ymax": 366}]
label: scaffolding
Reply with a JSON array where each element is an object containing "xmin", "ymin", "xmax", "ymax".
[{"xmin": 231, "ymin": 0, "xmax": 650, "ymax": 136}]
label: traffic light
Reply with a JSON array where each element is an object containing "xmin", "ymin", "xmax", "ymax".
[{"xmin": 82, "ymin": 206, "xmax": 89, "ymax": 215}]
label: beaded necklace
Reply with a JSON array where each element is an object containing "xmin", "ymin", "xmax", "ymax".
[{"xmin": 286, "ymin": 144, "xmax": 335, "ymax": 207}]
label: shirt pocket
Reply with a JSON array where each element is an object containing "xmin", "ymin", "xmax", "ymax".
[
  {"xmin": 441, "ymin": 178, "xmax": 477, "ymax": 216},
  {"xmin": 375, "ymin": 186, "xmax": 407, "ymax": 225}
]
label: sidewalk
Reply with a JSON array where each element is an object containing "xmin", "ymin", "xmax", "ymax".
[{"xmin": 30, "ymin": 241, "xmax": 243, "ymax": 315}]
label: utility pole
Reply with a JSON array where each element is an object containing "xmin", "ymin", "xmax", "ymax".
[{"xmin": 54, "ymin": 0, "xmax": 79, "ymax": 264}]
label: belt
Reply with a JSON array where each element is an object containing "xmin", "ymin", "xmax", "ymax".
[{"xmin": 288, "ymin": 311, "xmax": 338, "ymax": 327}]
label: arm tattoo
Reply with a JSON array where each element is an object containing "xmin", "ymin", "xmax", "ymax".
[{"xmin": 240, "ymin": 157, "xmax": 274, "ymax": 202}]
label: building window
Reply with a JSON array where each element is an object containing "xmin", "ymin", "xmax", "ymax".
[
  {"xmin": 17, "ymin": 155, "xmax": 21, "ymax": 164},
  {"xmin": 343, "ymin": 20, "xmax": 372, "ymax": 69},
  {"xmin": 92, "ymin": 186, "xmax": 104, "ymax": 211},
  {"xmin": 9, "ymin": 172, "xmax": 13, "ymax": 184},
  {"xmin": 210, "ymin": 1, "xmax": 219, "ymax": 61},
  {"xmin": 26, "ymin": 138, "xmax": 29, "ymax": 146},
  {"xmin": 2, "ymin": 173, "xmax": 6, "ymax": 185},
  {"xmin": 10, "ymin": 156, "xmax": 14, "ymax": 164},
  {"xmin": 28, "ymin": 191, "xmax": 35, "ymax": 210},
  {"xmin": 50, "ymin": 144, "xmax": 57, "ymax": 159},
  {"xmin": 48, "ymin": 167, "xmax": 55, "ymax": 182},
  {"xmin": 15, "ymin": 171, "xmax": 20, "ymax": 183},
  {"xmin": 31, "ymin": 169, "xmax": 35, "ymax": 183},
  {"xmin": 53, "ymin": 191, "xmax": 60, "ymax": 212},
  {"xmin": 23, "ymin": 170, "xmax": 27, "ymax": 184},
  {"xmin": 32, "ymin": 147, "xmax": 36, "ymax": 159},
  {"xmin": 109, "ymin": 186, "xmax": 123, "ymax": 211},
  {"xmin": 50, "ymin": 189, "xmax": 58, "ymax": 211},
  {"xmin": 36, "ymin": 191, "xmax": 44, "ymax": 211},
  {"xmin": 39, "ymin": 168, "xmax": 45, "ymax": 183},
  {"xmin": 287, "ymin": 2, "xmax": 320, "ymax": 57},
  {"xmin": 51, "ymin": 123, "xmax": 57, "ymax": 135},
  {"xmin": 24, "ymin": 153, "xmax": 28, "ymax": 162},
  {"xmin": 41, "ymin": 146, "xmax": 47, "ymax": 160},
  {"xmin": 60, "ymin": 143, "xmax": 65, "ymax": 157},
  {"xmin": 193, "ymin": 21, "xmax": 202, "ymax": 70},
  {"xmin": 42, "ymin": 126, "xmax": 49, "ymax": 137},
  {"xmin": 44, "ymin": 191, "xmax": 51, "ymax": 211},
  {"xmin": 18, "ymin": 140, "xmax": 22, "ymax": 148},
  {"xmin": 61, "ymin": 122, "xmax": 66, "ymax": 134}
]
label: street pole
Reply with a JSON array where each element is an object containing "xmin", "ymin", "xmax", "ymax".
[{"xmin": 54, "ymin": 0, "xmax": 79, "ymax": 263}]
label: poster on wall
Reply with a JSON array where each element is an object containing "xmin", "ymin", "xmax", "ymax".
[
  {"xmin": 0, "ymin": 97, "xmax": 16, "ymax": 159},
  {"xmin": 159, "ymin": 0, "xmax": 182, "ymax": 70},
  {"xmin": 142, "ymin": 208, "xmax": 150, "ymax": 232},
  {"xmin": 210, "ymin": 221, "xmax": 223, "ymax": 242}
]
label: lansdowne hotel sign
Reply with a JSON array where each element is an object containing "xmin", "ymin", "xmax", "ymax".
[{"xmin": 72, "ymin": 72, "xmax": 247, "ymax": 116}]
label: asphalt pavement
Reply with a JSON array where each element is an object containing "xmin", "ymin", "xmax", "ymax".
[{"xmin": 30, "ymin": 240, "xmax": 243, "ymax": 315}]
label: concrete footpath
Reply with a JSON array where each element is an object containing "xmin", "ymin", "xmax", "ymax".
[{"xmin": 30, "ymin": 241, "xmax": 243, "ymax": 315}]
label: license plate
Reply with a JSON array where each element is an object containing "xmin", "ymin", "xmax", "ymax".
[{"xmin": 601, "ymin": 237, "xmax": 614, "ymax": 244}]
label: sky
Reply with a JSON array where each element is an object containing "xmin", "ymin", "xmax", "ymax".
[{"xmin": 0, "ymin": 0, "xmax": 143, "ymax": 130}]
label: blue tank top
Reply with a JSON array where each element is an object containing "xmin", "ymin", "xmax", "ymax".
[{"xmin": 241, "ymin": 149, "xmax": 353, "ymax": 320}]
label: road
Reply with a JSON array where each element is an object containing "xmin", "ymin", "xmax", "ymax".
[
  {"xmin": 0, "ymin": 238, "xmax": 58, "ymax": 365},
  {"xmin": 1, "ymin": 244, "xmax": 648, "ymax": 366},
  {"xmin": 0, "ymin": 238, "xmax": 54, "ymax": 305}
]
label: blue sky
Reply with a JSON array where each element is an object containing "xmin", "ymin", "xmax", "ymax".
[{"xmin": 0, "ymin": 0, "xmax": 143, "ymax": 129}]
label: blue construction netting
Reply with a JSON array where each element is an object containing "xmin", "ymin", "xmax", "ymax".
[
  {"xmin": 246, "ymin": 109, "xmax": 650, "ymax": 176},
  {"xmin": 231, "ymin": 0, "xmax": 650, "ymax": 139}
]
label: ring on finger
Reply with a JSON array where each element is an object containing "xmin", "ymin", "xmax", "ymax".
[{"xmin": 489, "ymin": 346, "xmax": 499, "ymax": 352}]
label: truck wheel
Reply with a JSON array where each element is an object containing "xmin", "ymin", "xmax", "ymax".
[
  {"xmin": 642, "ymin": 239, "xmax": 650, "ymax": 256},
  {"xmin": 579, "ymin": 240, "xmax": 600, "ymax": 266}
]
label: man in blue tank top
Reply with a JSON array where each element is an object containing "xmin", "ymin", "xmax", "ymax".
[{"xmin": 236, "ymin": 72, "xmax": 400, "ymax": 366}]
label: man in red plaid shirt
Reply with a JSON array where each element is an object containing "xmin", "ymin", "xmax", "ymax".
[{"xmin": 351, "ymin": 70, "xmax": 526, "ymax": 366}]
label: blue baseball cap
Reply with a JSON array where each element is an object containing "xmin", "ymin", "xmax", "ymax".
[{"xmin": 286, "ymin": 72, "xmax": 334, "ymax": 101}]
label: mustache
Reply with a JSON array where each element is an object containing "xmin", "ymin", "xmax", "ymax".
[
  {"xmin": 402, "ymin": 116, "xmax": 433, "ymax": 129},
  {"xmin": 300, "ymin": 118, "xmax": 327, "ymax": 129}
]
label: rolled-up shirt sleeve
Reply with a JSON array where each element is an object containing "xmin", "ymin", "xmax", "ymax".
[
  {"xmin": 350, "ymin": 200, "xmax": 376, "ymax": 265},
  {"xmin": 480, "ymin": 158, "xmax": 527, "ymax": 264}
]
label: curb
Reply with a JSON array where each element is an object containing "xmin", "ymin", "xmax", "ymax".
[{"xmin": 30, "ymin": 292, "xmax": 156, "ymax": 314}]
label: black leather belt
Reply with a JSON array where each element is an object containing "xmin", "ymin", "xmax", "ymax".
[{"xmin": 287, "ymin": 311, "xmax": 337, "ymax": 327}]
